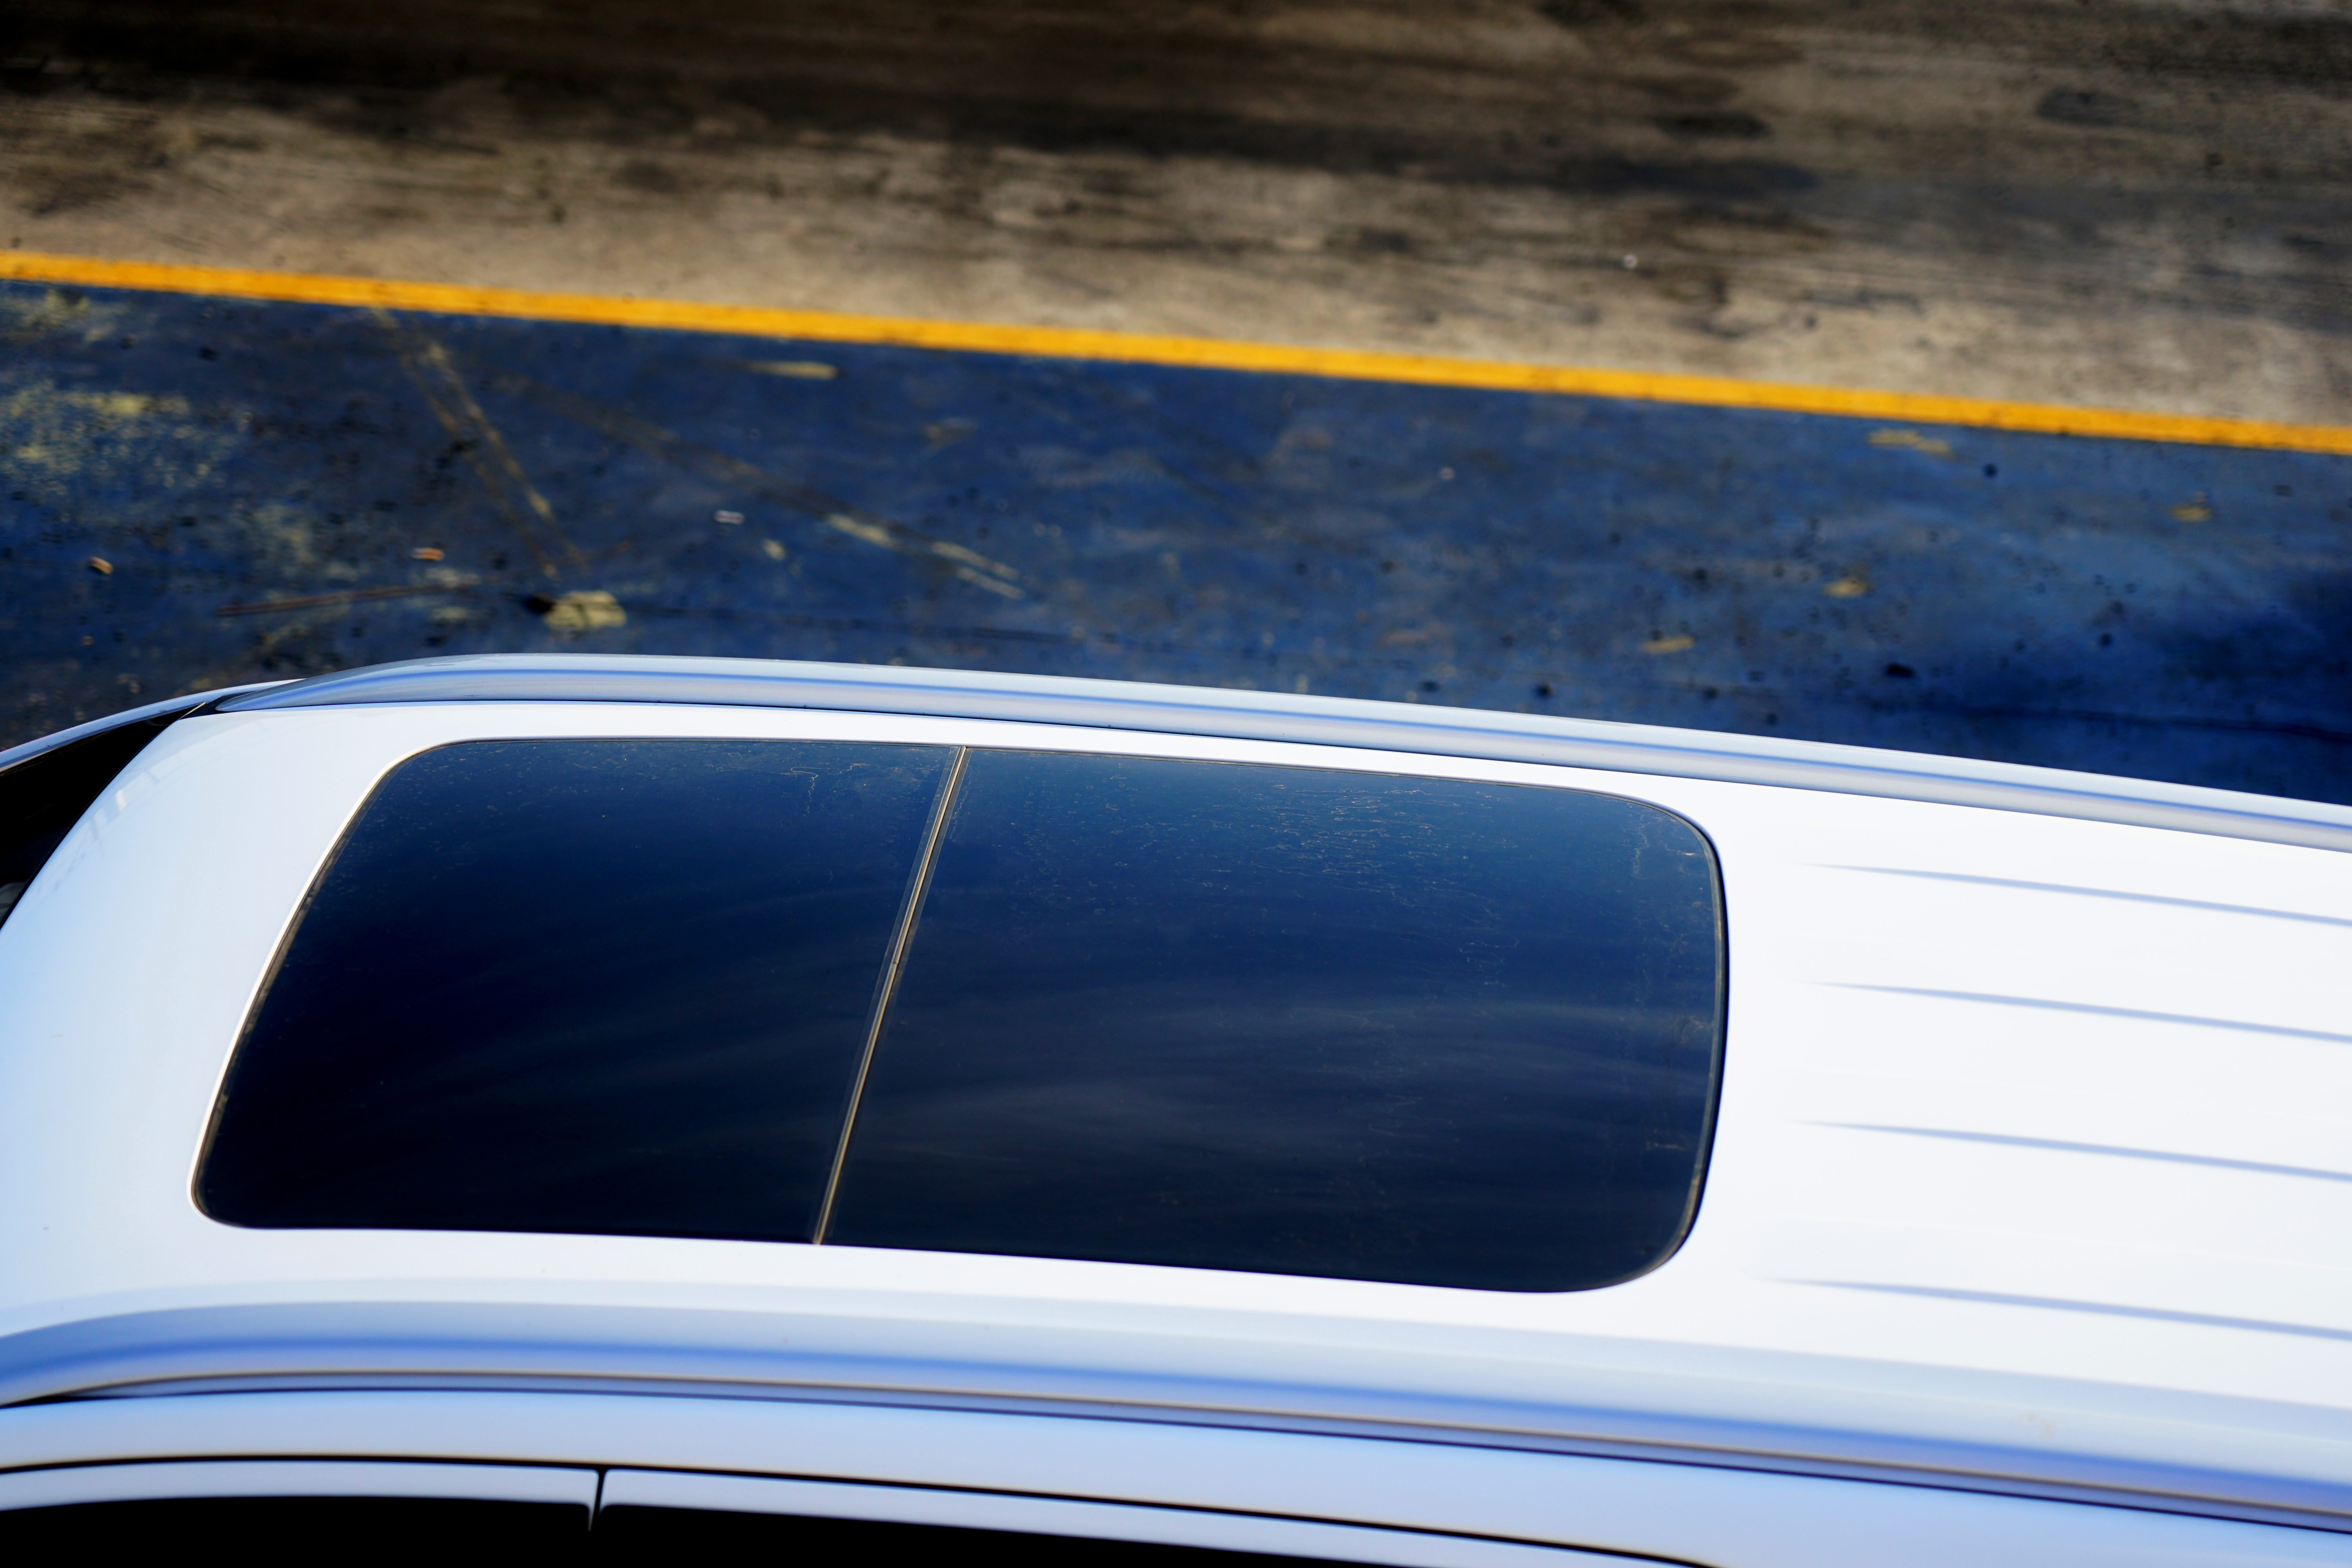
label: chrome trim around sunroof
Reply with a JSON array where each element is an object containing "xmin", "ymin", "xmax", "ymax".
[{"xmin": 212, "ymin": 654, "xmax": 2352, "ymax": 855}]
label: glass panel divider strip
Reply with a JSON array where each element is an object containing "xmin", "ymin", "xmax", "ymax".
[{"xmin": 813, "ymin": 745, "xmax": 969, "ymax": 1242}]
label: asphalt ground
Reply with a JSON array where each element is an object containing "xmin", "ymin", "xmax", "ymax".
[
  {"xmin": 2, "ymin": 2, "xmax": 2348, "ymax": 801},
  {"xmin": 6, "ymin": 272, "xmax": 2346, "ymax": 802},
  {"xmin": 11, "ymin": 0, "xmax": 2350, "ymax": 421}
]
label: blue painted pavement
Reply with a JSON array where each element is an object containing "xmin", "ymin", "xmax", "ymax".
[{"xmin": 3, "ymin": 279, "xmax": 2346, "ymax": 802}]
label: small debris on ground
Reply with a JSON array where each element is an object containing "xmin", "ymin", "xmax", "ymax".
[
  {"xmin": 761, "ymin": 539, "xmax": 788, "ymax": 560},
  {"xmin": 1823, "ymin": 575, "xmax": 1870, "ymax": 598},
  {"xmin": 2170, "ymin": 497, "xmax": 2213, "ymax": 522},
  {"xmin": 715, "ymin": 510, "xmax": 744, "ymax": 524},
  {"xmin": 745, "ymin": 361, "xmax": 838, "ymax": 379},
  {"xmin": 1642, "ymin": 633, "xmax": 1696, "ymax": 654},
  {"xmin": 218, "ymin": 583, "xmax": 471, "ymax": 616},
  {"xmin": 528, "ymin": 589, "xmax": 627, "ymax": 631},
  {"xmin": 87, "ymin": 557, "xmax": 113, "ymax": 574},
  {"xmin": 1868, "ymin": 428, "xmax": 1954, "ymax": 457},
  {"xmin": 411, "ymin": 546, "xmax": 445, "ymax": 561}
]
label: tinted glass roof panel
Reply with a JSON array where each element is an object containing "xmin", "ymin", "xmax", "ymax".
[
  {"xmin": 200, "ymin": 739, "xmax": 949, "ymax": 1241},
  {"xmin": 829, "ymin": 752, "xmax": 1724, "ymax": 1291}
]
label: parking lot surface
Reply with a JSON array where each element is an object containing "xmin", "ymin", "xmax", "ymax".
[
  {"xmin": 3, "ymin": 1, "xmax": 2348, "ymax": 799},
  {"xmin": 5, "ymin": 270, "xmax": 2346, "ymax": 802}
]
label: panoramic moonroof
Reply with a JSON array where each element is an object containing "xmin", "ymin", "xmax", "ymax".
[{"xmin": 201, "ymin": 738, "xmax": 1725, "ymax": 1291}]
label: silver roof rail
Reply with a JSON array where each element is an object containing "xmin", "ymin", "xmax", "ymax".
[
  {"xmin": 211, "ymin": 654, "xmax": 2352, "ymax": 854},
  {"xmin": 0, "ymin": 683, "xmax": 287, "ymax": 778}
]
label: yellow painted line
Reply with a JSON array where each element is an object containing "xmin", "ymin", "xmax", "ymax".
[{"xmin": 6, "ymin": 249, "xmax": 2348, "ymax": 455}]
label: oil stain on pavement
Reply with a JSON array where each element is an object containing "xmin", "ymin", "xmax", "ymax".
[{"xmin": 4, "ymin": 278, "xmax": 2348, "ymax": 805}]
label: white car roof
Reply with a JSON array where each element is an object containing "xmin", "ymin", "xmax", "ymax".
[{"xmin": 3, "ymin": 655, "xmax": 2350, "ymax": 1535}]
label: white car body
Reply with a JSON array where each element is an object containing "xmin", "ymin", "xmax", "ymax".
[{"xmin": 2, "ymin": 654, "xmax": 2350, "ymax": 1563}]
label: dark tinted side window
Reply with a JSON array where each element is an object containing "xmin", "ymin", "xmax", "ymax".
[
  {"xmin": 200, "ymin": 740, "xmax": 951, "ymax": 1241},
  {"xmin": 829, "ymin": 753, "xmax": 1723, "ymax": 1292},
  {"xmin": 0, "ymin": 718, "xmax": 174, "ymax": 928},
  {"xmin": 0, "ymin": 1497, "xmax": 584, "ymax": 1547},
  {"xmin": 589, "ymin": 1509, "xmax": 1363, "ymax": 1563}
]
